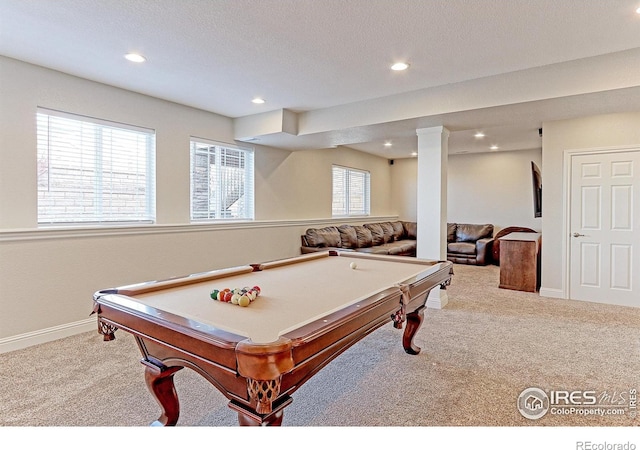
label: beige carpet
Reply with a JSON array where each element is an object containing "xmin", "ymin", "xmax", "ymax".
[{"xmin": 1, "ymin": 263, "xmax": 639, "ymax": 428}]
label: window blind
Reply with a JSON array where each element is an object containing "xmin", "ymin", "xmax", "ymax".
[
  {"xmin": 332, "ymin": 165, "xmax": 370, "ymax": 217},
  {"xmin": 190, "ymin": 139, "xmax": 254, "ymax": 221},
  {"xmin": 36, "ymin": 108, "xmax": 156, "ymax": 225}
]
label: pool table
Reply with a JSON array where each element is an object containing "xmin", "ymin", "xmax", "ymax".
[{"xmin": 92, "ymin": 251, "xmax": 454, "ymax": 426}]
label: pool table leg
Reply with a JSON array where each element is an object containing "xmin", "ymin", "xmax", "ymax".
[
  {"xmin": 142, "ymin": 360, "xmax": 182, "ymax": 426},
  {"xmin": 228, "ymin": 396, "xmax": 293, "ymax": 426},
  {"xmin": 237, "ymin": 408, "xmax": 284, "ymax": 426},
  {"xmin": 402, "ymin": 304, "xmax": 425, "ymax": 355}
]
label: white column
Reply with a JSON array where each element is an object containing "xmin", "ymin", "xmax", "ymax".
[{"xmin": 416, "ymin": 126, "xmax": 449, "ymax": 309}]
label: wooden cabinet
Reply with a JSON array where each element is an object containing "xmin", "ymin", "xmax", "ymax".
[{"xmin": 499, "ymin": 232, "xmax": 541, "ymax": 292}]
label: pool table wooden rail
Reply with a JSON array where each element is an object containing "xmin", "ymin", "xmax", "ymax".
[{"xmin": 92, "ymin": 251, "xmax": 453, "ymax": 426}]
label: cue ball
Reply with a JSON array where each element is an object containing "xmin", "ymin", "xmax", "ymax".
[{"xmin": 350, "ymin": 262, "xmax": 357, "ymax": 269}]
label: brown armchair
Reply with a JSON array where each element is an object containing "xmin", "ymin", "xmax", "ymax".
[{"xmin": 447, "ymin": 223, "xmax": 494, "ymax": 265}]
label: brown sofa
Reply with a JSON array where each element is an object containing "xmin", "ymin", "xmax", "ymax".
[
  {"xmin": 301, "ymin": 221, "xmax": 417, "ymax": 256},
  {"xmin": 447, "ymin": 223, "xmax": 494, "ymax": 265}
]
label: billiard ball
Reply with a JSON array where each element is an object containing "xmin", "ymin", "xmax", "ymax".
[{"xmin": 350, "ymin": 262, "xmax": 357, "ymax": 269}]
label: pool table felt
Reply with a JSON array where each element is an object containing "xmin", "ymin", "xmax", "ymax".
[{"xmin": 132, "ymin": 254, "xmax": 440, "ymax": 344}]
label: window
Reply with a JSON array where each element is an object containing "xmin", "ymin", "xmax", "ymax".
[
  {"xmin": 190, "ymin": 139, "xmax": 254, "ymax": 221},
  {"xmin": 332, "ymin": 165, "xmax": 370, "ymax": 217},
  {"xmin": 37, "ymin": 108, "xmax": 156, "ymax": 225}
]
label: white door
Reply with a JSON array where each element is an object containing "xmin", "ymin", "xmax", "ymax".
[{"xmin": 569, "ymin": 149, "xmax": 640, "ymax": 308}]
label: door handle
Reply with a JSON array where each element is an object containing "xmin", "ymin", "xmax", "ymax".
[{"xmin": 572, "ymin": 232, "xmax": 585, "ymax": 238}]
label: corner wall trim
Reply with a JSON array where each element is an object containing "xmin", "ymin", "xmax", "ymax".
[{"xmin": 0, "ymin": 318, "xmax": 96, "ymax": 354}]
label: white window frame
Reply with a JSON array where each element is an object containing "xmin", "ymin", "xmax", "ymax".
[
  {"xmin": 332, "ymin": 165, "xmax": 371, "ymax": 217},
  {"xmin": 36, "ymin": 108, "xmax": 156, "ymax": 226},
  {"xmin": 190, "ymin": 138, "xmax": 255, "ymax": 221}
]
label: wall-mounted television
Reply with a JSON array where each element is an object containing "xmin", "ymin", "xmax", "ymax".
[{"xmin": 531, "ymin": 161, "xmax": 542, "ymax": 218}]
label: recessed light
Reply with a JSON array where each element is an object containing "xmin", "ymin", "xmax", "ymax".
[
  {"xmin": 252, "ymin": 98, "xmax": 265, "ymax": 104},
  {"xmin": 391, "ymin": 62, "xmax": 409, "ymax": 71},
  {"xmin": 124, "ymin": 53, "xmax": 146, "ymax": 63},
  {"xmin": 636, "ymin": 6, "xmax": 640, "ymax": 14},
  {"xmin": 474, "ymin": 132, "xmax": 485, "ymax": 138},
  {"xmin": 384, "ymin": 142, "xmax": 392, "ymax": 147},
  {"xmin": 490, "ymin": 145, "xmax": 499, "ymax": 150},
  {"xmin": 411, "ymin": 152, "xmax": 418, "ymax": 157}
]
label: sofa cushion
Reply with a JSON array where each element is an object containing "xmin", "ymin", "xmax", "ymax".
[
  {"xmin": 379, "ymin": 222, "xmax": 395, "ymax": 242},
  {"xmin": 382, "ymin": 243, "xmax": 405, "ymax": 255},
  {"xmin": 364, "ymin": 223, "xmax": 386, "ymax": 245},
  {"xmin": 337, "ymin": 225, "xmax": 358, "ymax": 249},
  {"xmin": 388, "ymin": 241, "xmax": 416, "ymax": 255},
  {"xmin": 397, "ymin": 240, "xmax": 417, "ymax": 254},
  {"xmin": 353, "ymin": 225, "xmax": 373, "ymax": 248},
  {"xmin": 448, "ymin": 242, "xmax": 477, "ymax": 255},
  {"xmin": 390, "ymin": 221, "xmax": 405, "ymax": 240},
  {"xmin": 447, "ymin": 223, "xmax": 457, "ymax": 243},
  {"xmin": 455, "ymin": 224, "xmax": 494, "ymax": 243},
  {"xmin": 354, "ymin": 246, "xmax": 391, "ymax": 255},
  {"xmin": 354, "ymin": 240, "xmax": 416, "ymax": 256},
  {"xmin": 305, "ymin": 226, "xmax": 341, "ymax": 247},
  {"xmin": 402, "ymin": 221, "xmax": 417, "ymax": 239}
]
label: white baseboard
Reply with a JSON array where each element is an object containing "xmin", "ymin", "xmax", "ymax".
[
  {"xmin": 539, "ymin": 287, "xmax": 565, "ymax": 299},
  {"xmin": 0, "ymin": 318, "xmax": 96, "ymax": 354}
]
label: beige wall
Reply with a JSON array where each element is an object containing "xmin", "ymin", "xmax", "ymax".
[
  {"xmin": 390, "ymin": 148, "xmax": 543, "ymax": 233},
  {"xmin": 0, "ymin": 57, "xmax": 395, "ymax": 348},
  {"xmin": 260, "ymin": 146, "xmax": 392, "ymax": 220},
  {"xmin": 540, "ymin": 112, "xmax": 640, "ymax": 297},
  {"xmin": 447, "ymin": 149, "xmax": 543, "ymax": 232},
  {"xmin": 389, "ymin": 158, "xmax": 418, "ymax": 222}
]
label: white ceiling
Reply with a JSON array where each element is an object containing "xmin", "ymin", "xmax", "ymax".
[{"xmin": 2, "ymin": 0, "xmax": 640, "ymax": 158}]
